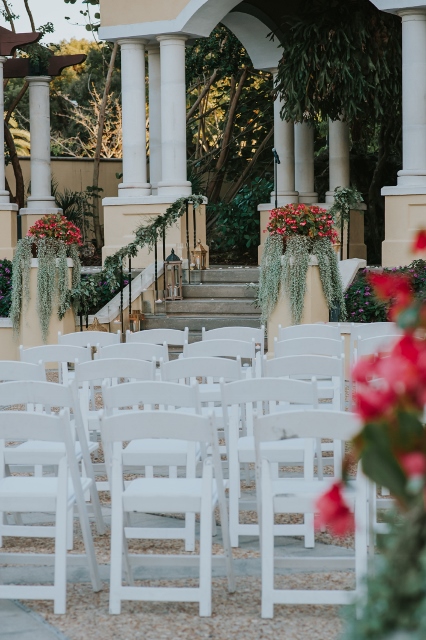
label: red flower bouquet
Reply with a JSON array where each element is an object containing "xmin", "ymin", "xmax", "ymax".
[
  {"xmin": 266, "ymin": 204, "xmax": 338, "ymax": 243},
  {"xmin": 27, "ymin": 214, "xmax": 83, "ymax": 246}
]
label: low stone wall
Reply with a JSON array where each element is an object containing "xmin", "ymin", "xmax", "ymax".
[{"xmin": 0, "ymin": 319, "xmax": 18, "ymax": 360}]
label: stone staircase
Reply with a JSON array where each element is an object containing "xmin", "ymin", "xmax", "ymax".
[{"xmin": 143, "ymin": 266, "xmax": 261, "ymax": 342}]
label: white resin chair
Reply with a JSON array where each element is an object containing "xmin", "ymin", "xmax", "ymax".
[
  {"xmin": 101, "ymin": 380, "xmax": 202, "ymax": 550},
  {"xmin": 221, "ymin": 377, "xmax": 319, "ymax": 548},
  {"xmin": 73, "ymin": 358, "xmax": 156, "ymax": 490},
  {"xmin": 58, "ymin": 330, "xmax": 120, "ymax": 348},
  {"xmin": 0, "ymin": 410, "xmax": 101, "ymax": 613},
  {"xmin": 96, "ymin": 341, "xmax": 168, "ymax": 363},
  {"xmin": 20, "ymin": 344, "xmax": 92, "ymax": 384},
  {"xmin": 183, "ymin": 338, "xmax": 257, "ymax": 377},
  {"xmin": 0, "ymin": 380, "xmax": 105, "ymax": 536},
  {"xmin": 278, "ymin": 323, "xmax": 341, "ymax": 342},
  {"xmin": 253, "ymin": 409, "xmax": 368, "ymax": 618},
  {"xmin": 273, "ymin": 336, "xmax": 345, "ymax": 360},
  {"xmin": 100, "ymin": 410, "xmax": 235, "ymax": 616},
  {"xmin": 126, "ymin": 327, "xmax": 189, "ymax": 346},
  {"xmin": 202, "ymin": 326, "xmax": 265, "ymax": 354}
]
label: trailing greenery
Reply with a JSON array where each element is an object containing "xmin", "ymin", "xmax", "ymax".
[
  {"xmin": 257, "ymin": 235, "xmax": 346, "ymax": 325},
  {"xmin": 10, "ymin": 237, "xmax": 81, "ymax": 342},
  {"xmin": 345, "ymin": 260, "xmax": 426, "ymax": 323},
  {"xmin": 71, "ymin": 195, "xmax": 205, "ymax": 315},
  {"xmin": 328, "ymin": 186, "xmax": 364, "ymax": 226}
]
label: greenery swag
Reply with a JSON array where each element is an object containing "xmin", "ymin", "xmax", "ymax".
[
  {"xmin": 328, "ymin": 186, "xmax": 365, "ymax": 226},
  {"xmin": 10, "ymin": 237, "xmax": 81, "ymax": 342}
]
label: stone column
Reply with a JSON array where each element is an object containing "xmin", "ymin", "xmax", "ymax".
[
  {"xmin": 0, "ymin": 54, "xmax": 18, "ymax": 260},
  {"xmin": 397, "ymin": 11, "xmax": 426, "ymax": 187},
  {"xmin": 118, "ymin": 39, "xmax": 151, "ymax": 198},
  {"xmin": 157, "ymin": 35, "xmax": 191, "ymax": 196},
  {"xmin": 294, "ymin": 121, "xmax": 317, "ymax": 204},
  {"xmin": 272, "ymin": 71, "xmax": 298, "ymax": 205},
  {"xmin": 147, "ymin": 45, "xmax": 162, "ymax": 195},
  {"xmin": 326, "ymin": 117, "xmax": 350, "ymax": 202},
  {"xmin": 25, "ymin": 76, "xmax": 57, "ymax": 210}
]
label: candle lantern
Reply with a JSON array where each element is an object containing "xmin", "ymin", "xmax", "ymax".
[
  {"xmin": 165, "ymin": 249, "xmax": 183, "ymax": 300},
  {"xmin": 191, "ymin": 239, "xmax": 207, "ymax": 270}
]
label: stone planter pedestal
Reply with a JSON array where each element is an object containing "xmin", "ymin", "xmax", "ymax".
[
  {"xmin": 19, "ymin": 258, "xmax": 76, "ymax": 348},
  {"xmin": 268, "ymin": 256, "xmax": 329, "ymax": 351},
  {"xmin": 0, "ymin": 203, "xmax": 19, "ymax": 260}
]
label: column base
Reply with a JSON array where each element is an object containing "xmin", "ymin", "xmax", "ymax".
[
  {"xmin": 0, "ymin": 191, "xmax": 10, "ymax": 204},
  {"xmin": 0, "ymin": 204, "xmax": 19, "ymax": 260},
  {"xmin": 157, "ymin": 181, "xmax": 192, "ymax": 196},
  {"xmin": 269, "ymin": 192, "xmax": 299, "ymax": 206},
  {"xmin": 382, "ymin": 192, "xmax": 426, "ymax": 267},
  {"xmin": 118, "ymin": 183, "xmax": 152, "ymax": 197},
  {"xmin": 19, "ymin": 207, "xmax": 63, "ymax": 236},
  {"xmin": 298, "ymin": 192, "xmax": 318, "ymax": 204}
]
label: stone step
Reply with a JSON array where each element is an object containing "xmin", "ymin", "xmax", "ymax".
[
  {"xmin": 164, "ymin": 298, "xmax": 259, "ymax": 315},
  {"xmin": 182, "ymin": 284, "xmax": 256, "ymax": 298},
  {"xmin": 190, "ymin": 267, "xmax": 259, "ymax": 284},
  {"xmin": 143, "ymin": 315, "xmax": 261, "ymax": 332}
]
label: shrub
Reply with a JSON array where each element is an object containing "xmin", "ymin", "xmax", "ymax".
[
  {"xmin": 345, "ymin": 259, "xmax": 426, "ymax": 322},
  {"xmin": 0, "ymin": 259, "xmax": 12, "ymax": 318}
]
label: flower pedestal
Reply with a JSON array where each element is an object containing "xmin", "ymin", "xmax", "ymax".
[
  {"xmin": 268, "ymin": 256, "xmax": 329, "ymax": 350},
  {"xmin": 0, "ymin": 204, "xmax": 19, "ymax": 260},
  {"xmin": 19, "ymin": 258, "xmax": 75, "ymax": 348}
]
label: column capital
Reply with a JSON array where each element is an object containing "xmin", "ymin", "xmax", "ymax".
[
  {"xmin": 398, "ymin": 8, "xmax": 426, "ymax": 19},
  {"xmin": 0, "ymin": 56, "xmax": 7, "ymax": 65},
  {"xmin": 156, "ymin": 35, "xmax": 188, "ymax": 44},
  {"xmin": 146, "ymin": 44, "xmax": 160, "ymax": 54},
  {"xmin": 25, "ymin": 75, "xmax": 51, "ymax": 85},
  {"xmin": 117, "ymin": 38, "xmax": 148, "ymax": 47}
]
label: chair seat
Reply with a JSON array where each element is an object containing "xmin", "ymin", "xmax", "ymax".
[
  {"xmin": 122, "ymin": 477, "xmax": 219, "ymax": 513},
  {"xmin": 5, "ymin": 440, "xmax": 98, "ymax": 466},
  {"xmin": 237, "ymin": 436, "xmax": 312, "ymax": 464},
  {"xmin": 123, "ymin": 439, "xmax": 201, "ymax": 467},
  {"xmin": 271, "ymin": 478, "xmax": 356, "ymax": 513},
  {"xmin": 0, "ymin": 476, "xmax": 92, "ymax": 512}
]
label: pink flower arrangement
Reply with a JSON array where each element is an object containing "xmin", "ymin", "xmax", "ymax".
[
  {"xmin": 27, "ymin": 214, "xmax": 82, "ymax": 246},
  {"xmin": 266, "ymin": 203, "xmax": 338, "ymax": 243}
]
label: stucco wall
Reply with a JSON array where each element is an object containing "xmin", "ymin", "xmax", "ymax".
[{"xmin": 99, "ymin": 0, "xmax": 190, "ymax": 27}]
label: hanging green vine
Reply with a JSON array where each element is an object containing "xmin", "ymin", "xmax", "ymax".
[
  {"xmin": 257, "ymin": 235, "xmax": 347, "ymax": 325},
  {"xmin": 328, "ymin": 186, "xmax": 364, "ymax": 225},
  {"xmin": 72, "ymin": 195, "xmax": 205, "ymax": 315},
  {"xmin": 10, "ymin": 237, "xmax": 82, "ymax": 342}
]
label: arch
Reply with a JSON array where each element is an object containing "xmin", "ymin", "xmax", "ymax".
[{"xmin": 221, "ymin": 11, "xmax": 281, "ymax": 70}]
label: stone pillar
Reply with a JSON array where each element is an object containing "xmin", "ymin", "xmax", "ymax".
[
  {"xmin": 272, "ymin": 71, "xmax": 298, "ymax": 205},
  {"xmin": 19, "ymin": 76, "xmax": 60, "ymax": 235},
  {"xmin": 118, "ymin": 39, "xmax": 151, "ymax": 197},
  {"xmin": 381, "ymin": 10, "xmax": 426, "ymax": 266},
  {"xmin": 326, "ymin": 117, "xmax": 350, "ymax": 202},
  {"xmin": 147, "ymin": 45, "xmax": 162, "ymax": 195},
  {"xmin": 157, "ymin": 35, "xmax": 191, "ymax": 196},
  {"xmin": 0, "ymin": 55, "xmax": 18, "ymax": 259},
  {"xmin": 294, "ymin": 122, "xmax": 317, "ymax": 204}
]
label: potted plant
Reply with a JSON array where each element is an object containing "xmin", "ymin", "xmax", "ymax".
[
  {"xmin": 10, "ymin": 214, "xmax": 82, "ymax": 342},
  {"xmin": 257, "ymin": 204, "xmax": 346, "ymax": 326},
  {"xmin": 316, "ymin": 234, "xmax": 426, "ymax": 638}
]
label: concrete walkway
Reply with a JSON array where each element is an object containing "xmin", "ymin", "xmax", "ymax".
[{"xmin": 0, "ymin": 600, "xmax": 69, "ymax": 640}]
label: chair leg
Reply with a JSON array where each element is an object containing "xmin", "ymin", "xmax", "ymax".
[
  {"xmin": 199, "ymin": 494, "xmax": 213, "ymax": 617},
  {"xmin": 66, "ymin": 506, "xmax": 74, "ymax": 551},
  {"xmin": 261, "ymin": 466, "xmax": 274, "ymax": 619},
  {"xmin": 229, "ymin": 457, "xmax": 240, "ymax": 548},
  {"xmin": 185, "ymin": 512, "xmax": 196, "ymax": 552},
  {"xmin": 304, "ymin": 513, "xmax": 315, "ymax": 548},
  {"xmin": 109, "ymin": 505, "xmax": 125, "ymax": 614},
  {"xmin": 53, "ymin": 501, "xmax": 69, "ymax": 614}
]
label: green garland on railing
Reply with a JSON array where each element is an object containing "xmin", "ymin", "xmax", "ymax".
[
  {"xmin": 257, "ymin": 235, "xmax": 347, "ymax": 325},
  {"xmin": 71, "ymin": 195, "xmax": 205, "ymax": 316},
  {"xmin": 328, "ymin": 186, "xmax": 364, "ymax": 225},
  {"xmin": 10, "ymin": 237, "xmax": 82, "ymax": 341}
]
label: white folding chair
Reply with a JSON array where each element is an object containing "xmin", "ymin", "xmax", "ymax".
[
  {"xmin": 101, "ymin": 380, "xmax": 202, "ymax": 550},
  {"xmin": 202, "ymin": 326, "xmax": 265, "ymax": 354},
  {"xmin": 126, "ymin": 327, "xmax": 189, "ymax": 346},
  {"xmin": 96, "ymin": 342, "xmax": 168, "ymax": 379},
  {"xmin": 74, "ymin": 358, "xmax": 156, "ymax": 490},
  {"xmin": 183, "ymin": 339, "xmax": 257, "ymax": 377},
  {"xmin": 253, "ymin": 410, "xmax": 368, "ymax": 618},
  {"xmin": 273, "ymin": 336, "xmax": 345, "ymax": 360},
  {"xmin": 20, "ymin": 344, "xmax": 92, "ymax": 384},
  {"xmin": 100, "ymin": 410, "xmax": 235, "ymax": 616},
  {"xmin": 0, "ymin": 380, "xmax": 105, "ymax": 537},
  {"xmin": 221, "ymin": 377, "xmax": 319, "ymax": 548},
  {"xmin": 58, "ymin": 330, "xmax": 120, "ymax": 348},
  {"xmin": 278, "ymin": 323, "xmax": 341, "ymax": 342},
  {"xmin": 0, "ymin": 410, "xmax": 101, "ymax": 613}
]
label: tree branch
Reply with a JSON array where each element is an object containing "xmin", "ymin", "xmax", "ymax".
[
  {"xmin": 5, "ymin": 81, "xmax": 29, "ymax": 123},
  {"xmin": 186, "ymin": 69, "xmax": 218, "ymax": 122},
  {"xmin": 23, "ymin": 0, "xmax": 35, "ymax": 32}
]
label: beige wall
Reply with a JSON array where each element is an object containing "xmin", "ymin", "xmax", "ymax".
[
  {"xmin": 6, "ymin": 158, "xmax": 122, "ymax": 226},
  {"xmin": 382, "ymin": 194, "xmax": 426, "ymax": 267},
  {"xmin": 99, "ymin": 0, "xmax": 190, "ymax": 27}
]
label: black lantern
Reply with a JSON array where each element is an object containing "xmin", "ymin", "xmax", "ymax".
[{"xmin": 165, "ymin": 249, "xmax": 183, "ymax": 300}]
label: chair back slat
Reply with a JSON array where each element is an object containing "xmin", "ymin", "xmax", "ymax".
[
  {"xmin": 0, "ymin": 379, "xmax": 74, "ymax": 409},
  {"xmin": 161, "ymin": 356, "xmax": 242, "ymax": 383},
  {"xmin": 58, "ymin": 330, "xmax": 120, "ymax": 348},
  {"xmin": 264, "ymin": 354, "xmax": 343, "ymax": 378},
  {"xmin": 97, "ymin": 342, "xmax": 168, "ymax": 363},
  {"xmin": 183, "ymin": 339, "xmax": 256, "ymax": 361},
  {"xmin": 274, "ymin": 336, "xmax": 344, "ymax": 359},
  {"xmin": 75, "ymin": 358, "xmax": 156, "ymax": 384},
  {"xmin": 221, "ymin": 377, "xmax": 318, "ymax": 407},
  {"xmin": 0, "ymin": 409, "xmax": 69, "ymax": 443},
  {"xmin": 102, "ymin": 380, "xmax": 200, "ymax": 412},
  {"xmin": 278, "ymin": 323, "xmax": 341, "ymax": 342},
  {"xmin": 202, "ymin": 326, "xmax": 265, "ymax": 353},
  {"xmin": 0, "ymin": 361, "xmax": 45, "ymax": 382},
  {"xmin": 355, "ymin": 334, "xmax": 398, "ymax": 359},
  {"xmin": 253, "ymin": 410, "xmax": 360, "ymax": 445},
  {"xmin": 20, "ymin": 344, "xmax": 92, "ymax": 365},
  {"xmin": 126, "ymin": 328, "xmax": 188, "ymax": 346}
]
